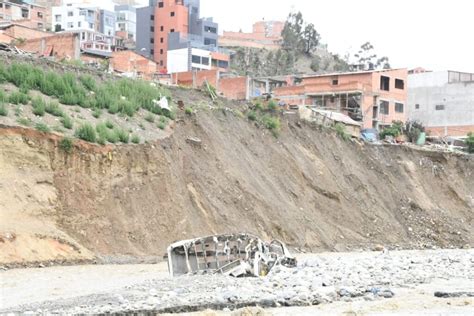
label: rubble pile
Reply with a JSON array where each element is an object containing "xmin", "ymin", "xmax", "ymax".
[{"xmin": 4, "ymin": 249, "xmax": 473, "ymax": 314}]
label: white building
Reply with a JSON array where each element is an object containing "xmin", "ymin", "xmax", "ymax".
[
  {"xmin": 408, "ymin": 70, "xmax": 474, "ymax": 137},
  {"xmin": 115, "ymin": 4, "xmax": 136, "ymax": 41},
  {"xmin": 52, "ymin": 3, "xmax": 99, "ymax": 32},
  {"xmin": 167, "ymin": 47, "xmax": 211, "ymax": 74}
]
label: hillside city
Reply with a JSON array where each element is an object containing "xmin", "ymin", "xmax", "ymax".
[{"xmin": 0, "ymin": 1, "xmax": 473, "ymax": 315}]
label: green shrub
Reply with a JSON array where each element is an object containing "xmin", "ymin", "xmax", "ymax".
[
  {"xmin": 75, "ymin": 123, "xmax": 97, "ymax": 143},
  {"xmin": 45, "ymin": 101, "xmax": 64, "ymax": 117},
  {"xmin": 159, "ymin": 115, "xmax": 168, "ymax": 123},
  {"xmin": 106, "ymin": 130, "xmax": 119, "ymax": 143},
  {"xmin": 466, "ymin": 132, "xmax": 474, "ymax": 153},
  {"xmin": 158, "ymin": 122, "xmax": 166, "ymax": 130},
  {"xmin": 31, "ymin": 97, "xmax": 46, "ymax": 116},
  {"xmin": 380, "ymin": 121, "xmax": 403, "ymax": 139},
  {"xmin": 79, "ymin": 75, "xmax": 97, "ymax": 91},
  {"xmin": 163, "ymin": 109, "xmax": 176, "ymax": 120},
  {"xmin": 255, "ymin": 101, "xmax": 263, "ymax": 111},
  {"xmin": 61, "ymin": 115, "xmax": 73, "ymax": 129},
  {"xmin": 17, "ymin": 117, "xmax": 33, "ymax": 126},
  {"xmin": 59, "ymin": 92, "xmax": 78, "ymax": 105},
  {"xmin": 267, "ymin": 100, "xmax": 277, "ymax": 111},
  {"xmin": 131, "ymin": 135, "xmax": 140, "ymax": 144},
  {"xmin": 247, "ymin": 110, "xmax": 257, "ymax": 121},
  {"xmin": 404, "ymin": 120, "xmax": 425, "ymax": 143},
  {"xmin": 92, "ymin": 108, "xmax": 102, "ymax": 118},
  {"xmin": 0, "ymin": 103, "xmax": 7, "ymax": 116},
  {"xmin": 334, "ymin": 123, "xmax": 350, "ymax": 141},
  {"xmin": 9, "ymin": 91, "xmax": 29, "ymax": 105},
  {"xmin": 35, "ymin": 122, "xmax": 50, "ymax": 133},
  {"xmin": 0, "ymin": 90, "xmax": 6, "ymax": 102},
  {"xmin": 145, "ymin": 113, "xmax": 155, "ymax": 123},
  {"xmin": 108, "ymin": 102, "xmax": 119, "ymax": 114},
  {"xmin": 114, "ymin": 128, "xmax": 129, "ymax": 143},
  {"xmin": 185, "ymin": 107, "xmax": 193, "ymax": 115},
  {"xmin": 96, "ymin": 123, "xmax": 110, "ymax": 140},
  {"xmin": 105, "ymin": 120, "xmax": 114, "ymax": 129},
  {"xmin": 59, "ymin": 137, "xmax": 73, "ymax": 153}
]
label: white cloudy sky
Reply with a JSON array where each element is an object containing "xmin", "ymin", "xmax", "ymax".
[{"xmin": 139, "ymin": 0, "xmax": 473, "ymax": 72}]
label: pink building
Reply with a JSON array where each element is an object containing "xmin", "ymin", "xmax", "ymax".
[{"xmin": 274, "ymin": 69, "xmax": 408, "ymax": 130}]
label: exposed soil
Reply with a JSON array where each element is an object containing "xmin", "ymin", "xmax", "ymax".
[{"xmin": 0, "ymin": 103, "xmax": 473, "ymax": 265}]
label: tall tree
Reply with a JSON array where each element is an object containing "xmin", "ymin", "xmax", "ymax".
[
  {"xmin": 302, "ymin": 23, "xmax": 320, "ymax": 54},
  {"xmin": 351, "ymin": 42, "xmax": 390, "ymax": 71}
]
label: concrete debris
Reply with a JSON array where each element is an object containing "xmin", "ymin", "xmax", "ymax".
[
  {"xmin": 186, "ymin": 137, "xmax": 202, "ymax": 147},
  {"xmin": 0, "ymin": 43, "xmax": 30, "ymax": 55},
  {"xmin": 166, "ymin": 233, "xmax": 296, "ymax": 277}
]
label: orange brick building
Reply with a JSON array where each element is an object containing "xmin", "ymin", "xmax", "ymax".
[
  {"xmin": 16, "ymin": 32, "xmax": 80, "ymax": 60},
  {"xmin": 153, "ymin": 0, "xmax": 189, "ymax": 69},
  {"xmin": 220, "ymin": 21, "xmax": 284, "ymax": 50},
  {"xmin": 0, "ymin": 1, "xmax": 47, "ymax": 30},
  {"xmin": 274, "ymin": 69, "xmax": 408, "ymax": 130},
  {"xmin": 111, "ymin": 50, "xmax": 158, "ymax": 80}
]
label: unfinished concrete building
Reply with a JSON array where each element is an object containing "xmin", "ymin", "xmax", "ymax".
[
  {"xmin": 408, "ymin": 70, "xmax": 474, "ymax": 137},
  {"xmin": 273, "ymin": 69, "xmax": 408, "ymax": 130}
]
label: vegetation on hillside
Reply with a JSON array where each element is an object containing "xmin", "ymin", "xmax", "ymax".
[
  {"xmin": 231, "ymin": 12, "xmax": 390, "ymax": 77},
  {"xmin": 0, "ymin": 62, "xmax": 176, "ymax": 144}
]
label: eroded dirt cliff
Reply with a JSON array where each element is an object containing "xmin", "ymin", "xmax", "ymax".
[{"xmin": 1, "ymin": 110, "xmax": 473, "ymax": 265}]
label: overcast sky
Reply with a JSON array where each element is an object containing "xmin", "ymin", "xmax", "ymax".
[{"xmin": 139, "ymin": 0, "xmax": 473, "ymax": 72}]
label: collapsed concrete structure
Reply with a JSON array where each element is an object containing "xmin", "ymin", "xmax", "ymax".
[{"xmin": 166, "ymin": 233, "xmax": 296, "ymax": 277}]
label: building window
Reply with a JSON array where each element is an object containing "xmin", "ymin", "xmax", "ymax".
[
  {"xmin": 332, "ymin": 79, "xmax": 339, "ymax": 85},
  {"xmin": 37, "ymin": 23, "xmax": 44, "ymax": 29},
  {"xmin": 170, "ymin": 28, "xmax": 175, "ymax": 33},
  {"xmin": 158, "ymin": 2, "xmax": 164, "ymax": 8},
  {"xmin": 415, "ymin": 104, "xmax": 420, "ymax": 110},
  {"xmin": 395, "ymin": 79, "xmax": 404, "ymax": 89},
  {"xmin": 78, "ymin": 21, "xmax": 81, "ymax": 27},
  {"xmin": 67, "ymin": 22, "xmax": 74, "ymax": 28},
  {"xmin": 204, "ymin": 38, "xmax": 216, "ymax": 46},
  {"xmin": 89, "ymin": 23, "xmax": 93, "ymax": 29},
  {"xmin": 191, "ymin": 55, "xmax": 200, "ymax": 64},
  {"xmin": 380, "ymin": 100, "xmax": 389, "ymax": 115},
  {"xmin": 150, "ymin": 38, "xmax": 154, "ymax": 44},
  {"xmin": 160, "ymin": 49, "xmax": 163, "ymax": 54},
  {"xmin": 160, "ymin": 60, "xmax": 163, "ymax": 66},
  {"xmin": 160, "ymin": 37, "xmax": 163, "ymax": 43},
  {"xmin": 204, "ymin": 26, "xmax": 217, "ymax": 34},
  {"xmin": 151, "ymin": 14, "xmax": 154, "ymax": 20},
  {"xmin": 67, "ymin": 11, "xmax": 73, "ymax": 17},
  {"xmin": 55, "ymin": 15, "xmax": 61, "ymax": 22},
  {"xmin": 380, "ymin": 76, "xmax": 390, "ymax": 91},
  {"xmin": 202, "ymin": 57, "xmax": 209, "ymax": 65},
  {"xmin": 150, "ymin": 49, "xmax": 154, "ymax": 55},
  {"xmin": 395, "ymin": 102, "xmax": 404, "ymax": 113},
  {"xmin": 170, "ymin": 12, "xmax": 175, "ymax": 17},
  {"xmin": 160, "ymin": 26, "xmax": 164, "ymax": 31},
  {"xmin": 435, "ymin": 104, "xmax": 445, "ymax": 111},
  {"xmin": 150, "ymin": 26, "xmax": 154, "ymax": 32},
  {"xmin": 37, "ymin": 12, "xmax": 43, "ymax": 19}
]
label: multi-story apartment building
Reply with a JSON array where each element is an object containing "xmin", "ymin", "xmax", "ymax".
[
  {"xmin": 52, "ymin": 3, "xmax": 99, "ymax": 32},
  {"xmin": 136, "ymin": 0, "xmax": 226, "ymax": 73},
  {"xmin": 408, "ymin": 70, "xmax": 474, "ymax": 137},
  {"xmin": 52, "ymin": 2, "xmax": 117, "ymax": 56},
  {"xmin": 115, "ymin": 4, "xmax": 136, "ymax": 42},
  {"xmin": 0, "ymin": 0, "xmax": 47, "ymax": 30}
]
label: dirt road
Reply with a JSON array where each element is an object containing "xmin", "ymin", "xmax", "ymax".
[{"xmin": 1, "ymin": 249, "xmax": 473, "ymax": 315}]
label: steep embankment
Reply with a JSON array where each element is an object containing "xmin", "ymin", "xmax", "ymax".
[{"xmin": 1, "ymin": 110, "xmax": 473, "ymax": 265}]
